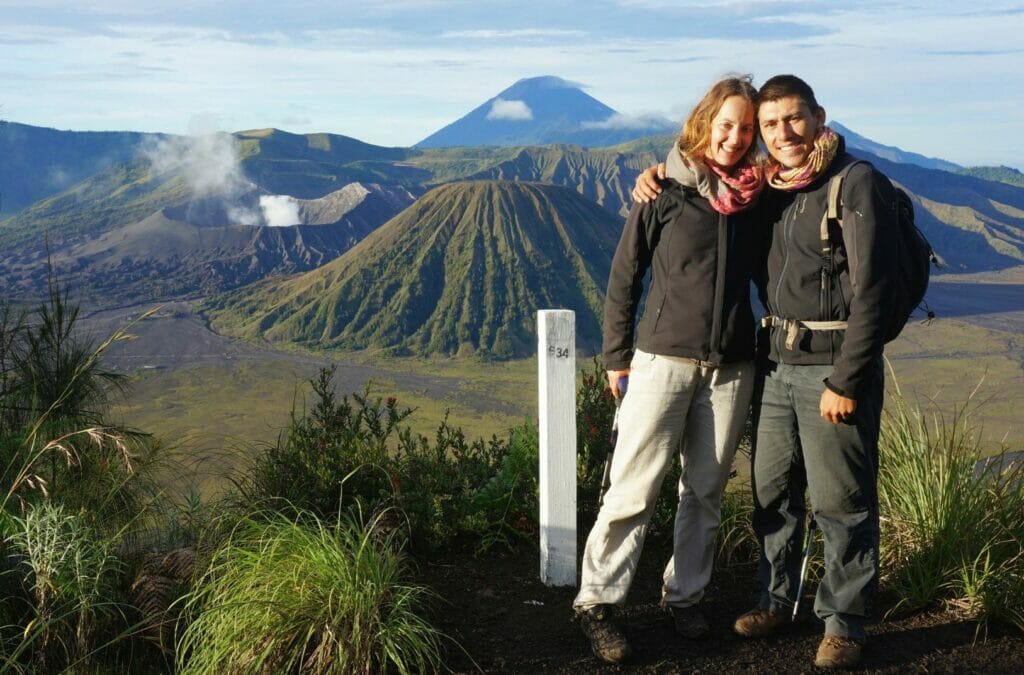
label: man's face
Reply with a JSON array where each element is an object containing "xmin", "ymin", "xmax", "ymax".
[{"xmin": 757, "ymin": 95, "xmax": 826, "ymax": 169}]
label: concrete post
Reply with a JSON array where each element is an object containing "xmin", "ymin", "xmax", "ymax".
[{"xmin": 537, "ymin": 309, "xmax": 577, "ymax": 587}]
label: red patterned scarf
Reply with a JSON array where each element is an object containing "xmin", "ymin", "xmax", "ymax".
[{"xmin": 665, "ymin": 145, "xmax": 765, "ymax": 214}]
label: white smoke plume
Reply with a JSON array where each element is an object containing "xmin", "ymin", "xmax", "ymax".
[
  {"xmin": 142, "ymin": 116, "xmax": 262, "ymax": 224},
  {"xmin": 259, "ymin": 195, "xmax": 302, "ymax": 227}
]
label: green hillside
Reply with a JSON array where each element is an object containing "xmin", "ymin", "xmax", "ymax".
[
  {"xmin": 237, "ymin": 128, "xmax": 421, "ymax": 197},
  {"xmin": 0, "ymin": 121, "xmax": 159, "ymax": 215},
  {"xmin": 203, "ymin": 180, "xmax": 624, "ymax": 358},
  {"xmin": 5, "ymin": 123, "xmax": 1024, "ymax": 311},
  {"xmin": 449, "ymin": 145, "xmax": 661, "ymax": 217},
  {"xmin": 956, "ymin": 165, "xmax": 1024, "ymax": 188},
  {"xmin": 854, "ymin": 152, "xmax": 1024, "ymax": 272},
  {"xmin": 0, "ymin": 158, "xmax": 190, "ymax": 250}
]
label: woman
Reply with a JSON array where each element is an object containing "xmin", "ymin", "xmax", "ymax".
[{"xmin": 574, "ymin": 76, "xmax": 764, "ymax": 664}]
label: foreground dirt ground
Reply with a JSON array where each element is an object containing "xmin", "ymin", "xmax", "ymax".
[{"xmin": 418, "ymin": 539, "xmax": 1024, "ymax": 674}]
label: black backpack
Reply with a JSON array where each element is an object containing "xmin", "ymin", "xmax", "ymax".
[{"xmin": 823, "ymin": 161, "xmax": 938, "ymax": 342}]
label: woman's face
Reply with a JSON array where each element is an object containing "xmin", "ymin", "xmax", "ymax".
[{"xmin": 705, "ymin": 95, "xmax": 756, "ymax": 169}]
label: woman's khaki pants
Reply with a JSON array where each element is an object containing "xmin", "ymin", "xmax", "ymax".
[{"xmin": 575, "ymin": 350, "xmax": 754, "ymax": 609}]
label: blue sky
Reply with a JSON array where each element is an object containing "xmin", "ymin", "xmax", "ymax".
[{"xmin": 2, "ymin": 1, "xmax": 1023, "ymax": 168}]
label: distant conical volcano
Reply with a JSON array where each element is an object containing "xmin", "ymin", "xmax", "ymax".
[
  {"xmin": 416, "ymin": 75, "xmax": 674, "ymax": 149},
  {"xmin": 204, "ymin": 180, "xmax": 624, "ymax": 358}
]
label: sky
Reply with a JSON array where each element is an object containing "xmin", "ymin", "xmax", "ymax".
[{"xmin": 2, "ymin": 1, "xmax": 1023, "ymax": 169}]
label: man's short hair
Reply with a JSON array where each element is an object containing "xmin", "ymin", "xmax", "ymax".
[{"xmin": 759, "ymin": 74, "xmax": 821, "ymax": 112}]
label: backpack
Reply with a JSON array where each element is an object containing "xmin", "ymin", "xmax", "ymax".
[{"xmin": 823, "ymin": 161, "xmax": 938, "ymax": 342}]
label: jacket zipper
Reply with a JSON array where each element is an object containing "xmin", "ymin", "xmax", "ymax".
[
  {"xmin": 773, "ymin": 194, "xmax": 803, "ymax": 354},
  {"xmin": 708, "ymin": 212, "xmax": 728, "ymax": 359}
]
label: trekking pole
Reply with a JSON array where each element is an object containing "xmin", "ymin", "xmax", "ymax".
[
  {"xmin": 792, "ymin": 512, "xmax": 817, "ymax": 621},
  {"xmin": 597, "ymin": 376, "xmax": 628, "ymax": 509}
]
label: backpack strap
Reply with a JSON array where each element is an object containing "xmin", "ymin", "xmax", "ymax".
[
  {"xmin": 764, "ymin": 159, "xmax": 869, "ymax": 350},
  {"xmin": 819, "ymin": 159, "xmax": 870, "ymax": 253}
]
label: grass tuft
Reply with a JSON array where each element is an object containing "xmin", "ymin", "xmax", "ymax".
[
  {"xmin": 177, "ymin": 509, "xmax": 445, "ymax": 674},
  {"xmin": 878, "ymin": 374, "xmax": 1024, "ymax": 628}
]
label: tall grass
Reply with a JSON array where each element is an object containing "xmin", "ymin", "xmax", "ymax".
[
  {"xmin": 716, "ymin": 482, "xmax": 758, "ymax": 566},
  {"xmin": 878, "ymin": 377, "xmax": 1024, "ymax": 630},
  {"xmin": 1, "ymin": 271, "xmax": 169, "ymax": 671},
  {"xmin": 177, "ymin": 509, "xmax": 445, "ymax": 675},
  {"xmin": 6, "ymin": 502, "xmax": 122, "ymax": 674}
]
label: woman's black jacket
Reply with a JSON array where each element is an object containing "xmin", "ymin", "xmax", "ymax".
[{"xmin": 602, "ymin": 179, "xmax": 758, "ymax": 371}]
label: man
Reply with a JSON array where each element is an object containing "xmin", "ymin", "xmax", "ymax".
[{"xmin": 633, "ymin": 74, "xmax": 898, "ymax": 669}]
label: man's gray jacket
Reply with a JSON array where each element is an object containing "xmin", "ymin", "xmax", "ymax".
[{"xmin": 756, "ymin": 142, "xmax": 900, "ymax": 399}]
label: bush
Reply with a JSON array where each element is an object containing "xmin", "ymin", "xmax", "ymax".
[
  {"xmin": 237, "ymin": 366, "xmax": 404, "ymax": 520},
  {"xmin": 574, "ymin": 361, "xmax": 617, "ymax": 521},
  {"xmin": 464, "ymin": 422, "xmax": 539, "ymax": 551},
  {"xmin": 878, "ymin": 386, "xmax": 1024, "ymax": 630},
  {"xmin": 235, "ymin": 366, "xmax": 531, "ymax": 551},
  {"xmin": 177, "ymin": 510, "xmax": 445, "ymax": 674}
]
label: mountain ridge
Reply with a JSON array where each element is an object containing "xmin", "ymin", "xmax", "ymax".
[{"xmin": 203, "ymin": 180, "xmax": 623, "ymax": 357}]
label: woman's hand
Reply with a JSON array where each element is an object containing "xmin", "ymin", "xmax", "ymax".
[
  {"xmin": 606, "ymin": 369, "xmax": 630, "ymax": 400},
  {"xmin": 631, "ymin": 163, "xmax": 667, "ymax": 203}
]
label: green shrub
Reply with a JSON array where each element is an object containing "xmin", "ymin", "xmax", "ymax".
[
  {"xmin": 1, "ymin": 272, "xmax": 160, "ymax": 537},
  {"xmin": 878, "ymin": 387, "xmax": 1024, "ymax": 630},
  {"xmin": 177, "ymin": 510, "xmax": 445, "ymax": 675},
  {"xmin": 235, "ymin": 366, "xmax": 522, "ymax": 551},
  {"xmin": 465, "ymin": 421, "xmax": 540, "ymax": 551},
  {"xmin": 238, "ymin": 360, "xmax": 755, "ymax": 560},
  {"xmin": 575, "ymin": 361, "xmax": 616, "ymax": 520},
  {"xmin": 237, "ymin": 366, "xmax": 403, "ymax": 520}
]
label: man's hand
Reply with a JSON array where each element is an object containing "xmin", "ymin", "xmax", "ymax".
[
  {"xmin": 631, "ymin": 163, "xmax": 667, "ymax": 203},
  {"xmin": 820, "ymin": 388, "xmax": 857, "ymax": 425},
  {"xmin": 606, "ymin": 369, "xmax": 630, "ymax": 400}
]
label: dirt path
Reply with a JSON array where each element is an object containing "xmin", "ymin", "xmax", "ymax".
[{"xmin": 419, "ymin": 539, "xmax": 1024, "ymax": 673}]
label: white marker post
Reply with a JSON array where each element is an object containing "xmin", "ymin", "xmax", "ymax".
[{"xmin": 538, "ymin": 309, "xmax": 577, "ymax": 587}]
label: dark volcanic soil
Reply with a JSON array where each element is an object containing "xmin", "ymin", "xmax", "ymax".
[{"xmin": 417, "ymin": 538, "xmax": 1024, "ymax": 674}]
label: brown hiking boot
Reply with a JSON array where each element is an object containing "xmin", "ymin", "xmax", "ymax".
[
  {"xmin": 815, "ymin": 635, "xmax": 863, "ymax": 669},
  {"xmin": 733, "ymin": 608, "xmax": 789, "ymax": 637},
  {"xmin": 576, "ymin": 605, "xmax": 632, "ymax": 664},
  {"xmin": 666, "ymin": 604, "xmax": 710, "ymax": 639}
]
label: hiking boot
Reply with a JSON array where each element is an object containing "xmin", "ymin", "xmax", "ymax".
[
  {"xmin": 733, "ymin": 608, "xmax": 789, "ymax": 637},
  {"xmin": 815, "ymin": 635, "xmax": 863, "ymax": 669},
  {"xmin": 576, "ymin": 605, "xmax": 632, "ymax": 664},
  {"xmin": 666, "ymin": 604, "xmax": 710, "ymax": 639}
]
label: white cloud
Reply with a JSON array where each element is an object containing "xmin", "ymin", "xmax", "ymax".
[
  {"xmin": 2, "ymin": 2, "xmax": 1023, "ymax": 166},
  {"xmin": 442, "ymin": 29, "xmax": 586, "ymax": 39},
  {"xmin": 259, "ymin": 195, "xmax": 301, "ymax": 227},
  {"xmin": 486, "ymin": 98, "xmax": 533, "ymax": 121},
  {"xmin": 581, "ymin": 112, "xmax": 674, "ymax": 131}
]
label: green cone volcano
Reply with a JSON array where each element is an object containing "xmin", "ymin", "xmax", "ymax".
[{"xmin": 204, "ymin": 180, "xmax": 624, "ymax": 358}]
